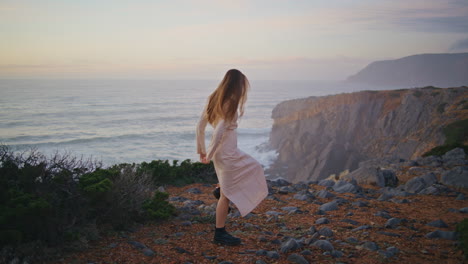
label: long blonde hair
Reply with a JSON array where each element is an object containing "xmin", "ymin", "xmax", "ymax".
[{"xmin": 206, "ymin": 69, "xmax": 249, "ymax": 126}]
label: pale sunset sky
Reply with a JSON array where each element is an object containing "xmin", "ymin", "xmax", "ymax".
[{"xmin": 1, "ymin": 0, "xmax": 468, "ymax": 80}]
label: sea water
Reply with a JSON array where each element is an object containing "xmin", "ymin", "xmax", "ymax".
[{"xmin": 0, "ymin": 79, "xmax": 388, "ymax": 168}]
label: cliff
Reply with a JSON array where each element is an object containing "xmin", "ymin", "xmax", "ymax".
[
  {"xmin": 267, "ymin": 86, "xmax": 468, "ymax": 183},
  {"xmin": 347, "ymin": 53, "xmax": 468, "ymax": 87}
]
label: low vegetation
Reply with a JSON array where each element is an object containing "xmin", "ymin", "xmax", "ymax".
[
  {"xmin": 423, "ymin": 119, "xmax": 468, "ymax": 157},
  {"xmin": 0, "ymin": 145, "xmax": 215, "ymax": 261}
]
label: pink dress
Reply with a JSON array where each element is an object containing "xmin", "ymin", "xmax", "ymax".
[{"xmin": 196, "ymin": 107, "xmax": 268, "ymax": 217}]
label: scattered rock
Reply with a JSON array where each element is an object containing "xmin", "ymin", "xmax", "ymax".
[
  {"xmin": 280, "ymin": 239, "xmax": 300, "ymax": 254},
  {"xmin": 385, "ymin": 218, "xmax": 402, "ymax": 229},
  {"xmin": 128, "ymin": 241, "xmax": 146, "ymax": 249},
  {"xmin": 460, "ymin": 207, "xmax": 468, "ymax": 213},
  {"xmin": 316, "ymin": 190, "xmax": 336, "ymax": 199},
  {"xmin": 456, "ymin": 193, "xmax": 466, "ymax": 200},
  {"xmin": 282, "ymin": 206, "xmax": 299, "ymax": 212},
  {"xmin": 319, "ymin": 201, "xmax": 338, "ymax": 212},
  {"xmin": 404, "ymin": 177, "xmax": 427, "ymax": 193},
  {"xmin": 287, "ymin": 253, "xmax": 309, "ymax": 264},
  {"xmin": 318, "ymin": 179, "xmax": 335, "ymax": 187},
  {"xmin": 341, "ymin": 219, "xmax": 359, "ymax": 226},
  {"xmin": 333, "ymin": 180, "xmax": 359, "ymax": 194},
  {"xmin": 315, "ymin": 217, "xmax": 330, "ymax": 225},
  {"xmin": 269, "ymin": 179, "xmax": 291, "ymax": 187},
  {"xmin": 441, "ymin": 166, "xmax": 468, "ymax": 189},
  {"xmin": 318, "ymin": 227, "xmax": 334, "ymax": 237},
  {"xmin": 426, "ymin": 219, "xmax": 448, "ymax": 228},
  {"xmin": 377, "ymin": 231, "xmax": 401, "ymax": 237},
  {"xmin": 186, "ymin": 187, "xmax": 202, "ymax": 194},
  {"xmin": 266, "ymin": 211, "xmax": 284, "ymax": 216},
  {"xmin": 142, "ymin": 248, "xmax": 155, "ymax": 257},
  {"xmin": 266, "ymin": 251, "xmax": 280, "ymax": 259},
  {"xmin": 331, "ymin": 250, "xmax": 344, "ymax": 258},
  {"xmin": 362, "ymin": 241, "xmax": 379, "ymax": 251},
  {"xmin": 425, "ymin": 230, "xmax": 458, "ymax": 240},
  {"xmin": 312, "ymin": 240, "xmax": 334, "ymax": 251},
  {"xmin": 352, "ymin": 225, "xmax": 371, "ymax": 232},
  {"xmin": 279, "ymin": 186, "xmax": 296, "ymax": 194}
]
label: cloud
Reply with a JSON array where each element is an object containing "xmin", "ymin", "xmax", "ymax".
[{"xmin": 450, "ymin": 38, "xmax": 468, "ymax": 51}]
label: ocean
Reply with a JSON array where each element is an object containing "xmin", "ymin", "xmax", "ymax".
[{"xmin": 0, "ymin": 79, "xmax": 388, "ymax": 168}]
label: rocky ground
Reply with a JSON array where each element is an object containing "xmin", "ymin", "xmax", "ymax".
[{"xmin": 52, "ymin": 150, "xmax": 468, "ymax": 264}]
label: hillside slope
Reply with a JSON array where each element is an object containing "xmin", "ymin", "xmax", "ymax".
[{"xmin": 347, "ymin": 53, "xmax": 468, "ymax": 87}]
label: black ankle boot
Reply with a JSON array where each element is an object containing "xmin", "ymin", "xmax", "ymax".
[{"xmin": 213, "ymin": 227, "xmax": 241, "ymax": 246}]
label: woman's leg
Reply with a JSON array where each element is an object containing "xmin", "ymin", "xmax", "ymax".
[
  {"xmin": 215, "ymin": 191, "xmax": 229, "ymax": 228},
  {"xmin": 213, "ymin": 190, "xmax": 241, "ymax": 245}
]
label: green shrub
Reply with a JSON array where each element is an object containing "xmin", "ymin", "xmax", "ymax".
[
  {"xmin": 423, "ymin": 119, "xmax": 468, "ymax": 157},
  {"xmin": 443, "ymin": 119, "xmax": 468, "ymax": 146},
  {"xmin": 79, "ymin": 169, "xmax": 114, "ymax": 201},
  {"xmin": 457, "ymin": 218, "xmax": 468, "ymax": 259},
  {"xmin": 142, "ymin": 191, "xmax": 176, "ymax": 220},
  {"xmin": 430, "ymin": 91, "xmax": 440, "ymax": 97},
  {"xmin": 422, "ymin": 144, "xmax": 468, "ymax": 157},
  {"xmin": 139, "ymin": 159, "xmax": 216, "ymax": 186}
]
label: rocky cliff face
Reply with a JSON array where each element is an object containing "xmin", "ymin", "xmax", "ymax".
[
  {"xmin": 347, "ymin": 53, "xmax": 468, "ymax": 87},
  {"xmin": 267, "ymin": 87, "xmax": 468, "ymax": 183}
]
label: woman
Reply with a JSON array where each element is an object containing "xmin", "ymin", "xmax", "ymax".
[{"xmin": 196, "ymin": 69, "xmax": 268, "ymax": 246}]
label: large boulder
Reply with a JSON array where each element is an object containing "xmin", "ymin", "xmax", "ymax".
[
  {"xmin": 343, "ymin": 163, "xmax": 398, "ymax": 187},
  {"xmin": 333, "ymin": 180, "xmax": 360, "ymax": 194},
  {"xmin": 441, "ymin": 166, "xmax": 468, "ymax": 189},
  {"xmin": 442, "ymin": 148, "xmax": 467, "ymax": 167}
]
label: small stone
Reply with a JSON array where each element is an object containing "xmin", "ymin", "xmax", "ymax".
[
  {"xmin": 301, "ymin": 249, "xmax": 313, "ymax": 255},
  {"xmin": 186, "ymin": 187, "xmax": 202, "ymax": 194},
  {"xmin": 316, "ymin": 190, "xmax": 336, "ymax": 199},
  {"xmin": 341, "ymin": 219, "xmax": 359, "ymax": 226},
  {"xmin": 312, "ymin": 240, "xmax": 334, "ymax": 251},
  {"xmin": 280, "ymin": 239, "xmax": 299, "ymax": 253},
  {"xmin": 385, "ymin": 218, "xmax": 402, "ymax": 229},
  {"xmin": 426, "ymin": 219, "xmax": 448, "ymax": 228},
  {"xmin": 377, "ymin": 231, "xmax": 401, "ymax": 237},
  {"xmin": 318, "ymin": 179, "xmax": 335, "ymax": 187},
  {"xmin": 218, "ymin": 262, "xmax": 234, "ymax": 264},
  {"xmin": 375, "ymin": 211, "xmax": 391, "ymax": 219},
  {"xmin": 282, "ymin": 206, "xmax": 299, "ymax": 212},
  {"xmin": 362, "ymin": 241, "xmax": 379, "ymax": 251},
  {"xmin": 318, "ymin": 227, "xmax": 334, "ymax": 237},
  {"xmin": 331, "ymin": 250, "xmax": 344, "ymax": 258},
  {"xmin": 142, "ymin": 248, "xmax": 155, "ymax": 257},
  {"xmin": 425, "ymin": 230, "xmax": 457, "ymax": 240},
  {"xmin": 352, "ymin": 225, "xmax": 371, "ymax": 232},
  {"xmin": 351, "ymin": 201, "xmax": 368, "ymax": 207},
  {"xmin": 181, "ymin": 221, "xmax": 192, "ymax": 226},
  {"xmin": 286, "ymin": 253, "xmax": 309, "ymax": 264},
  {"xmin": 456, "ymin": 193, "xmax": 466, "ymax": 200},
  {"xmin": 266, "ymin": 251, "xmax": 280, "ymax": 259},
  {"xmin": 128, "ymin": 241, "xmax": 146, "ymax": 249},
  {"xmin": 315, "ymin": 217, "xmax": 330, "ymax": 225},
  {"xmin": 255, "ymin": 260, "xmax": 268, "ymax": 264},
  {"xmin": 346, "ymin": 237, "xmax": 359, "ymax": 244},
  {"xmin": 266, "ymin": 211, "xmax": 284, "ymax": 216},
  {"xmin": 256, "ymin": 249, "xmax": 267, "ymax": 256},
  {"xmin": 319, "ymin": 201, "xmax": 338, "ymax": 212},
  {"xmin": 460, "ymin": 207, "xmax": 468, "ymax": 213}
]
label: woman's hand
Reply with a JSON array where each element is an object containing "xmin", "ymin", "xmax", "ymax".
[{"xmin": 200, "ymin": 153, "xmax": 209, "ymax": 164}]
